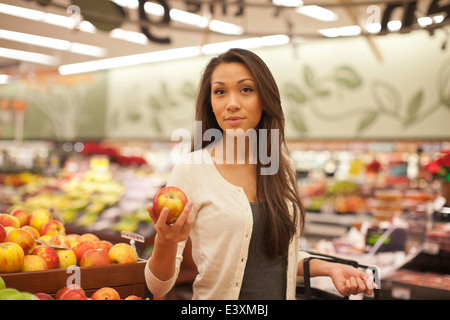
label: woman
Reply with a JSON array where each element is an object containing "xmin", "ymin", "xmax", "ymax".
[{"xmin": 145, "ymin": 48, "xmax": 375, "ymax": 300}]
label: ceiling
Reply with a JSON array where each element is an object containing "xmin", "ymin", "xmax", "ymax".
[{"xmin": 0, "ymin": 0, "xmax": 447, "ymax": 75}]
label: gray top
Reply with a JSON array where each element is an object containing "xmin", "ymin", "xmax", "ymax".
[{"xmin": 238, "ymin": 202, "xmax": 288, "ymax": 300}]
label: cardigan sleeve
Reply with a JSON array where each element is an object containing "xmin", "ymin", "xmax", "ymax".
[{"xmin": 144, "ymin": 161, "xmax": 194, "ymax": 297}]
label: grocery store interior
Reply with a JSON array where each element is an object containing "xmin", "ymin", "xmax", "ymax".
[{"xmin": 0, "ymin": 0, "xmax": 449, "ymax": 300}]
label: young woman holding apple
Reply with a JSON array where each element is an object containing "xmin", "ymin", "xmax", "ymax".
[{"xmin": 145, "ymin": 48, "xmax": 375, "ymax": 300}]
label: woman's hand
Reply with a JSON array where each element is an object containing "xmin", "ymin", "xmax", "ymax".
[
  {"xmin": 329, "ymin": 263, "xmax": 376, "ymax": 297},
  {"xmin": 147, "ymin": 200, "xmax": 194, "ymax": 245}
]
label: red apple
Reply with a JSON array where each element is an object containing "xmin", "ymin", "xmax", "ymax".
[
  {"xmin": 125, "ymin": 295, "xmax": 143, "ymax": 300},
  {"xmin": 58, "ymin": 288, "xmax": 87, "ymax": 300},
  {"xmin": 0, "ymin": 242, "xmax": 24, "ymax": 273},
  {"xmin": 10, "ymin": 209, "xmax": 31, "ymax": 227},
  {"xmin": 5, "ymin": 229, "xmax": 36, "ymax": 254},
  {"xmin": 94, "ymin": 240, "xmax": 113, "ymax": 253},
  {"xmin": 21, "ymin": 225, "xmax": 40, "ymax": 239},
  {"xmin": 31, "ymin": 245, "xmax": 59, "ymax": 269},
  {"xmin": 49, "ymin": 235, "xmax": 71, "ymax": 248},
  {"xmin": 21, "ymin": 255, "xmax": 48, "ymax": 272},
  {"xmin": 108, "ymin": 243, "xmax": 138, "ymax": 264},
  {"xmin": 34, "ymin": 292, "xmax": 54, "ymax": 300},
  {"xmin": 40, "ymin": 220, "xmax": 65, "ymax": 236},
  {"xmin": 80, "ymin": 248, "xmax": 111, "ymax": 267},
  {"xmin": 91, "ymin": 287, "xmax": 120, "ymax": 300},
  {"xmin": 72, "ymin": 240, "xmax": 96, "ymax": 263},
  {"xmin": 55, "ymin": 284, "xmax": 86, "ymax": 300},
  {"xmin": 78, "ymin": 233, "xmax": 99, "ymax": 242},
  {"xmin": 0, "ymin": 224, "xmax": 6, "ymax": 243},
  {"xmin": 153, "ymin": 186, "xmax": 188, "ymax": 224},
  {"xmin": 0, "ymin": 213, "xmax": 20, "ymax": 228},
  {"xmin": 29, "ymin": 209, "xmax": 51, "ymax": 232},
  {"xmin": 66, "ymin": 234, "xmax": 80, "ymax": 242}
]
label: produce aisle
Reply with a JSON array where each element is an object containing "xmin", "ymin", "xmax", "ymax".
[{"xmin": 1, "ymin": 139, "xmax": 449, "ymax": 300}]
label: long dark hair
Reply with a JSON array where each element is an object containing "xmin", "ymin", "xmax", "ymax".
[{"xmin": 193, "ymin": 48, "xmax": 305, "ymax": 257}]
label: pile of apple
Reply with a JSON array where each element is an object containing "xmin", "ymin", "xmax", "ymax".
[
  {"xmin": 34, "ymin": 284, "xmax": 143, "ymax": 300},
  {"xmin": 0, "ymin": 208, "xmax": 138, "ymax": 273}
]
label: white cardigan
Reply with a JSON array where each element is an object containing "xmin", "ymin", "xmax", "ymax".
[{"xmin": 145, "ymin": 148, "xmax": 306, "ymax": 300}]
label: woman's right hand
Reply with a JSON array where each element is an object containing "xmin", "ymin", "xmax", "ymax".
[{"xmin": 146, "ymin": 200, "xmax": 194, "ymax": 245}]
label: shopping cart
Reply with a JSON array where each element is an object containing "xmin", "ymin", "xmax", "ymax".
[{"xmin": 296, "ymin": 251, "xmax": 381, "ymax": 300}]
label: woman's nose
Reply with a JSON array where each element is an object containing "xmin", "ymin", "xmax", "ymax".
[{"xmin": 226, "ymin": 93, "xmax": 241, "ymax": 111}]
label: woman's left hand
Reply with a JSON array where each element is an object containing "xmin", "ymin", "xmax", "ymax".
[{"xmin": 329, "ymin": 264, "xmax": 376, "ymax": 296}]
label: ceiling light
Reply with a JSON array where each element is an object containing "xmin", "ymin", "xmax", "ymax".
[
  {"xmin": 0, "ymin": 3, "xmax": 44, "ymax": 20},
  {"xmin": 59, "ymin": 46, "xmax": 201, "ymax": 75},
  {"xmin": 365, "ymin": 23, "xmax": 381, "ymax": 34},
  {"xmin": 0, "ymin": 47, "xmax": 59, "ymax": 65},
  {"xmin": 110, "ymin": 29, "xmax": 148, "ymax": 45},
  {"xmin": 0, "ymin": 29, "xmax": 107, "ymax": 57},
  {"xmin": 387, "ymin": 20, "xmax": 402, "ymax": 31},
  {"xmin": 170, "ymin": 9, "xmax": 208, "ymax": 28},
  {"xmin": 296, "ymin": 5, "xmax": 338, "ymax": 22},
  {"xmin": 417, "ymin": 17, "xmax": 433, "ymax": 27},
  {"xmin": 319, "ymin": 25, "xmax": 361, "ymax": 37},
  {"xmin": 0, "ymin": 74, "xmax": 10, "ymax": 85},
  {"xmin": 273, "ymin": 0, "xmax": 303, "ymax": 7},
  {"xmin": 209, "ymin": 20, "xmax": 244, "ymax": 35}
]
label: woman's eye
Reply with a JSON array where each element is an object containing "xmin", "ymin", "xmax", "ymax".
[
  {"xmin": 242, "ymin": 87, "xmax": 253, "ymax": 93},
  {"xmin": 214, "ymin": 89, "xmax": 225, "ymax": 95}
]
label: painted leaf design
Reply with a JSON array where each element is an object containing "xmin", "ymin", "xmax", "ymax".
[
  {"xmin": 303, "ymin": 65, "xmax": 315, "ymax": 88},
  {"xmin": 284, "ymin": 82, "xmax": 307, "ymax": 104},
  {"xmin": 371, "ymin": 80, "xmax": 400, "ymax": 115},
  {"xmin": 290, "ymin": 113, "xmax": 308, "ymax": 133},
  {"xmin": 438, "ymin": 59, "xmax": 450, "ymax": 108},
  {"xmin": 403, "ymin": 90, "xmax": 423, "ymax": 126},
  {"xmin": 357, "ymin": 111, "xmax": 378, "ymax": 133},
  {"xmin": 334, "ymin": 66, "xmax": 362, "ymax": 89}
]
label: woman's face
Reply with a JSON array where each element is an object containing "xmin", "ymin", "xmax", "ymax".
[{"xmin": 210, "ymin": 62, "xmax": 263, "ymax": 134}]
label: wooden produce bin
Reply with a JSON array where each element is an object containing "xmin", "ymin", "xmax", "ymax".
[{"xmin": 0, "ymin": 261, "xmax": 149, "ymax": 299}]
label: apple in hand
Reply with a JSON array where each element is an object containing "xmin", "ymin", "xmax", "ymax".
[
  {"xmin": 0, "ymin": 213, "xmax": 20, "ymax": 228},
  {"xmin": 29, "ymin": 209, "xmax": 52, "ymax": 232},
  {"xmin": 108, "ymin": 243, "xmax": 138, "ymax": 264},
  {"xmin": 91, "ymin": 287, "xmax": 120, "ymax": 300},
  {"xmin": 80, "ymin": 248, "xmax": 111, "ymax": 267},
  {"xmin": 40, "ymin": 220, "xmax": 65, "ymax": 236},
  {"xmin": 153, "ymin": 186, "xmax": 188, "ymax": 224},
  {"xmin": 31, "ymin": 245, "xmax": 59, "ymax": 269},
  {"xmin": 0, "ymin": 224, "xmax": 6, "ymax": 243},
  {"xmin": 10, "ymin": 209, "xmax": 31, "ymax": 227},
  {"xmin": 56, "ymin": 249, "xmax": 77, "ymax": 268},
  {"xmin": 5, "ymin": 229, "xmax": 36, "ymax": 254},
  {"xmin": 0, "ymin": 242, "xmax": 24, "ymax": 273},
  {"xmin": 21, "ymin": 255, "xmax": 48, "ymax": 272}
]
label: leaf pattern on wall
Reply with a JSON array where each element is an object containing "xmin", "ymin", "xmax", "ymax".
[{"xmin": 284, "ymin": 59, "xmax": 450, "ymax": 136}]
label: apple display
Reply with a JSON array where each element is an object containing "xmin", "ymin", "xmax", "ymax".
[
  {"xmin": 72, "ymin": 240, "xmax": 96, "ymax": 263},
  {"xmin": 0, "ymin": 224, "xmax": 6, "ymax": 243},
  {"xmin": 29, "ymin": 209, "xmax": 52, "ymax": 232},
  {"xmin": 21, "ymin": 255, "xmax": 48, "ymax": 272},
  {"xmin": 56, "ymin": 249, "xmax": 77, "ymax": 268},
  {"xmin": 108, "ymin": 243, "xmax": 138, "ymax": 264},
  {"xmin": 0, "ymin": 242, "xmax": 24, "ymax": 273},
  {"xmin": 0, "ymin": 214, "xmax": 20, "ymax": 228},
  {"xmin": 80, "ymin": 248, "xmax": 111, "ymax": 267},
  {"xmin": 40, "ymin": 220, "xmax": 65, "ymax": 236},
  {"xmin": 21, "ymin": 226, "xmax": 40, "ymax": 239},
  {"xmin": 5, "ymin": 229, "xmax": 36, "ymax": 254},
  {"xmin": 34, "ymin": 292, "xmax": 54, "ymax": 300},
  {"xmin": 37, "ymin": 235, "xmax": 52, "ymax": 245},
  {"xmin": 31, "ymin": 245, "xmax": 59, "ymax": 269},
  {"xmin": 91, "ymin": 287, "xmax": 120, "ymax": 300},
  {"xmin": 10, "ymin": 209, "xmax": 31, "ymax": 227},
  {"xmin": 78, "ymin": 233, "xmax": 100, "ymax": 242},
  {"xmin": 49, "ymin": 235, "xmax": 71, "ymax": 248},
  {"xmin": 125, "ymin": 295, "xmax": 143, "ymax": 300},
  {"xmin": 55, "ymin": 284, "xmax": 86, "ymax": 300},
  {"xmin": 94, "ymin": 240, "xmax": 113, "ymax": 253},
  {"xmin": 153, "ymin": 186, "xmax": 188, "ymax": 224}
]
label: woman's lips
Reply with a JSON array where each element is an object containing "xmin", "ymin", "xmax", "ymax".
[{"xmin": 225, "ymin": 117, "xmax": 244, "ymax": 126}]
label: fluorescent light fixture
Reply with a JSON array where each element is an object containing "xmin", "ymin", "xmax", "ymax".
[
  {"xmin": 209, "ymin": 20, "xmax": 244, "ymax": 35},
  {"xmin": 433, "ymin": 15, "xmax": 444, "ymax": 23},
  {"xmin": 110, "ymin": 28, "xmax": 148, "ymax": 45},
  {"xmin": 59, "ymin": 46, "xmax": 201, "ymax": 75},
  {"xmin": 319, "ymin": 25, "xmax": 361, "ymax": 37},
  {"xmin": 387, "ymin": 20, "xmax": 402, "ymax": 31},
  {"xmin": 273, "ymin": 0, "xmax": 303, "ymax": 7},
  {"xmin": 417, "ymin": 17, "xmax": 433, "ymax": 27},
  {"xmin": 296, "ymin": 5, "xmax": 338, "ymax": 22},
  {"xmin": 0, "ymin": 74, "xmax": 10, "ymax": 85},
  {"xmin": 0, "ymin": 29, "xmax": 107, "ymax": 57},
  {"xmin": 170, "ymin": 9, "xmax": 208, "ymax": 28},
  {"xmin": 365, "ymin": 23, "xmax": 381, "ymax": 34},
  {"xmin": 0, "ymin": 3, "xmax": 44, "ymax": 20},
  {"xmin": 0, "ymin": 47, "xmax": 59, "ymax": 65},
  {"xmin": 202, "ymin": 38, "xmax": 262, "ymax": 55}
]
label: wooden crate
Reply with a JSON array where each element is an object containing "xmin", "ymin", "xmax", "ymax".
[{"xmin": 0, "ymin": 261, "xmax": 149, "ymax": 299}]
